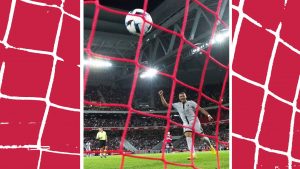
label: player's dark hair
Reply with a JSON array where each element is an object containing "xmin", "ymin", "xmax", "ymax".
[{"xmin": 179, "ymin": 92, "xmax": 186, "ymax": 95}]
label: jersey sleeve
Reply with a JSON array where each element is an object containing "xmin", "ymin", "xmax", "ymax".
[
  {"xmin": 172, "ymin": 102, "xmax": 178, "ymax": 109},
  {"xmin": 190, "ymin": 100, "xmax": 199, "ymax": 109}
]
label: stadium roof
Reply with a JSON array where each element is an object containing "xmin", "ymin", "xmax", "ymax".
[{"xmin": 84, "ymin": 0, "xmax": 229, "ymax": 88}]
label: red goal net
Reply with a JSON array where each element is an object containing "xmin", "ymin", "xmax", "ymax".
[{"xmin": 84, "ymin": 0, "xmax": 229, "ymax": 168}]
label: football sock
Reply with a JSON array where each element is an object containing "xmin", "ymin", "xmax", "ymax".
[{"xmin": 186, "ymin": 137, "xmax": 195, "ymax": 156}]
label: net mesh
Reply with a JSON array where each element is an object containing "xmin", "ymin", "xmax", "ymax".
[
  {"xmin": 84, "ymin": 0, "xmax": 229, "ymax": 168},
  {"xmin": 232, "ymin": 0, "xmax": 300, "ymax": 168},
  {"xmin": 0, "ymin": 0, "xmax": 80, "ymax": 168}
]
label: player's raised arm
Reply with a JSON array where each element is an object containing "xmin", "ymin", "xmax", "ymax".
[{"xmin": 158, "ymin": 90, "xmax": 169, "ymax": 108}]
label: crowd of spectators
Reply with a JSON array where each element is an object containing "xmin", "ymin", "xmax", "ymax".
[
  {"xmin": 84, "ymin": 114, "xmax": 167, "ymax": 127},
  {"xmin": 84, "ymin": 130, "xmax": 162, "ymax": 151},
  {"xmin": 84, "ymin": 111, "xmax": 229, "ymax": 128},
  {"xmin": 84, "ymin": 83, "xmax": 229, "ymax": 111},
  {"xmin": 84, "ymin": 123, "xmax": 229, "ymax": 152}
]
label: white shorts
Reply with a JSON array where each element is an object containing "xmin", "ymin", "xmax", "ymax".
[{"xmin": 183, "ymin": 118, "xmax": 203, "ymax": 134}]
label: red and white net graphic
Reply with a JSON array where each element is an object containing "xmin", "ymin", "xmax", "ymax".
[
  {"xmin": 0, "ymin": 0, "xmax": 80, "ymax": 168},
  {"xmin": 232, "ymin": 0, "xmax": 300, "ymax": 168},
  {"xmin": 84, "ymin": 0, "xmax": 228, "ymax": 168}
]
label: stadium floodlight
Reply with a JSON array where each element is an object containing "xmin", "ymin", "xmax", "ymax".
[
  {"xmin": 191, "ymin": 29, "xmax": 228, "ymax": 55},
  {"xmin": 84, "ymin": 58, "xmax": 112, "ymax": 68},
  {"xmin": 212, "ymin": 29, "xmax": 229, "ymax": 44},
  {"xmin": 140, "ymin": 68, "xmax": 158, "ymax": 79}
]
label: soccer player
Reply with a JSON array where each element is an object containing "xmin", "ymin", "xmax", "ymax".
[
  {"xmin": 158, "ymin": 90, "xmax": 216, "ymax": 160},
  {"xmin": 96, "ymin": 128, "xmax": 108, "ymax": 158},
  {"xmin": 166, "ymin": 132, "xmax": 173, "ymax": 153},
  {"xmin": 85, "ymin": 141, "xmax": 92, "ymax": 157}
]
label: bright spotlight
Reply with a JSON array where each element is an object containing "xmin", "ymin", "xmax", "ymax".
[
  {"xmin": 84, "ymin": 59, "xmax": 112, "ymax": 68},
  {"xmin": 215, "ymin": 33, "xmax": 225, "ymax": 43},
  {"xmin": 140, "ymin": 68, "xmax": 158, "ymax": 79},
  {"xmin": 212, "ymin": 29, "xmax": 229, "ymax": 44}
]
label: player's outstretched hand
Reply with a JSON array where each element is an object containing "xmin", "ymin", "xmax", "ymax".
[
  {"xmin": 208, "ymin": 115, "xmax": 214, "ymax": 121},
  {"xmin": 158, "ymin": 90, "xmax": 164, "ymax": 96}
]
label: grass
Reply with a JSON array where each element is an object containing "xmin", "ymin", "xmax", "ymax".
[{"xmin": 84, "ymin": 151, "xmax": 229, "ymax": 169}]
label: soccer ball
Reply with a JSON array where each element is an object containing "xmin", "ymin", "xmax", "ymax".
[{"xmin": 125, "ymin": 9, "xmax": 153, "ymax": 36}]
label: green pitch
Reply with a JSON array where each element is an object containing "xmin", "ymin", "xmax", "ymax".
[{"xmin": 84, "ymin": 151, "xmax": 229, "ymax": 169}]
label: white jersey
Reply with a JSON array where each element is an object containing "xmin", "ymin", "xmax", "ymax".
[
  {"xmin": 85, "ymin": 142, "xmax": 91, "ymax": 151},
  {"xmin": 172, "ymin": 100, "xmax": 203, "ymax": 133}
]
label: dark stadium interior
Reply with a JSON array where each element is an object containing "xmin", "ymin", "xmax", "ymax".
[
  {"xmin": 99, "ymin": 0, "xmax": 165, "ymax": 12},
  {"xmin": 84, "ymin": 0, "xmax": 229, "ymax": 154}
]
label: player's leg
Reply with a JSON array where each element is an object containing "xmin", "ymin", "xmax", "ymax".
[
  {"xmin": 99, "ymin": 140, "xmax": 104, "ymax": 157},
  {"xmin": 195, "ymin": 122, "xmax": 216, "ymax": 154},
  {"xmin": 87, "ymin": 147, "xmax": 91, "ymax": 157},
  {"xmin": 168, "ymin": 143, "xmax": 172, "ymax": 153},
  {"xmin": 166, "ymin": 143, "xmax": 170, "ymax": 153},
  {"xmin": 99, "ymin": 147, "xmax": 103, "ymax": 158},
  {"xmin": 200, "ymin": 137, "xmax": 216, "ymax": 154},
  {"xmin": 104, "ymin": 146, "xmax": 108, "ymax": 158},
  {"xmin": 184, "ymin": 131, "xmax": 196, "ymax": 159}
]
